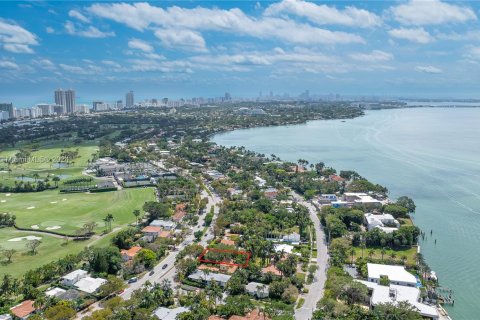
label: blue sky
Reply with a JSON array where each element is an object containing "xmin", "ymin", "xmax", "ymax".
[{"xmin": 1, "ymin": 0, "xmax": 480, "ymax": 106}]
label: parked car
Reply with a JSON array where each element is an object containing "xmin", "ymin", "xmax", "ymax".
[
  {"xmin": 162, "ymin": 264, "xmax": 168, "ymax": 270},
  {"xmin": 149, "ymin": 270, "xmax": 155, "ymax": 276},
  {"xmin": 128, "ymin": 277, "xmax": 138, "ymax": 283}
]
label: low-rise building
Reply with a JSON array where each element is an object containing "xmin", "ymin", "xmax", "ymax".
[
  {"xmin": 74, "ymin": 276, "xmax": 107, "ymax": 294},
  {"xmin": 246, "ymin": 282, "xmax": 269, "ymax": 298},
  {"xmin": 62, "ymin": 269, "xmax": 88, "ymax": 286},
  {"xmin": 141, "ymin": 226, "xmax": 162, "ymax": 242},
  {"xmin": 121, "ymin": 246, "xmax": 143, "ymax": 261},
  {"xmin": 264, "ymin": 187, "xmax": 278, "ymax": 199},
  {"xmin": 261, "ymin": 265, "xmax": 282, "ymax": 277},
  {"xmin": 153, "ymin": 306, "xmax": 189, "ymax": 320},
  {"xmin": 367, "ymin": 263, "xmax": 417, "ymax": 287},
  {"xmin": 150, "ymin": 219, "xmax": 176, "ymax": 230},
  {"xmin": 343, "ymin": 193, "xmax": 383, "ymax": 209},
  {"xmin": 282, "ymin": 232, "xmax": 300, "ymax": 243},
  {"xmin": 10, "ymin": 300, "xmax": 35, "ymax": 320},
  {"xmin": 188, "ymin": 270, "xmax": 231, "ymax": 287},
  {"xmin": 356, "ymin": 280, "xmax": 439, "ymax": 320},
  {"xmin": 45, "ymin": 287, "xmax": 66, "ymax": 298},
  {"xmin": 365, "ymin": 213, "xmax": 400, "ymax": 233}
]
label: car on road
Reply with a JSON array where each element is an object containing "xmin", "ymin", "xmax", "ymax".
[
  {"xmin": 149, "ymin": 270, "xmax": 155, "ymax": 275},
  {"xmin": 162, "ymin": 264, "xmax": 168, "ymax": 269},
  {"xmin": 128, "ymin": 277, "xmax": 138, "ymax": 283}
]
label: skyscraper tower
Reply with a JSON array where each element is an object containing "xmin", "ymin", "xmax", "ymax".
[
  {"xmin": 65, "ymin": 89, "xmax": 76, "ymax": 113},
  {"xmin": 126, "ymin": 91, "xmax": 134, "ymax": 108},
  {"xmin": 54, "ymin": 89, "xmax": 65, "ymax": 107}
]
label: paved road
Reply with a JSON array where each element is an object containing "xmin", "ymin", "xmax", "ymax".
[
  {"xmin": 293, "ymin": 193, "xmax": 329, "ymax": 320},
  {"xmin": 77, "ymin": 189, "xmax": 222, "ymax": 319}
]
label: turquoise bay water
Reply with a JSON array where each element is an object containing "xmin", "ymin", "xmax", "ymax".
[{"xmin": 214, "ymin": 108, "xmax": 480, "ymax": 319}]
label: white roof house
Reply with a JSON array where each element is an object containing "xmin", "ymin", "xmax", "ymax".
[
  {"xmin": 188, "ymin": 270, "xmax": 231, "ymax": 287},
  {"xmin": 365, "ymin": 213, "xmax": 400, "ymax": 233},
  {"xmin": 45, "ymin": 287, "xmax": 66, "ymax": 298},
  {"xmin": 150, "ymin": 219, "xmax": 176, "ymax": 230},
  {"xmin": 283, "ymin": 232, "xmax": 300, "ymax": 243},
  {"xmin": 357, "ymin": 280, "xmax": 439, "ymax": 320},
  {"xmin": 153, "ymin": 307, "xmax": 189, "ymax": 320},
  {"xmin": 62, "ymin": 269, "xmax": 88, "ymax": 285},
  {"xmin": 246, "ymin": 282, "xmax": 269, "ymax": 298},
  {"xmin": 74, "ymin": 276, "xmax": 107, "ymax": 294},
  {"xmin": 343, "ymin": 193, "xmax": 383, "ymax": 208},
  {"xmin": 367, "ymin": 263, "xmax": 417, "ymax": 287},
  {"xmin": 274, "ymin": 244, "xmax": 294, "ymax": 254}
]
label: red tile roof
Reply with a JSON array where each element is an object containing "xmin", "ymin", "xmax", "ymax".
[
  {"xmin": 261, "ymin": 265, "xmax": 282, "ymax": 276},
  {"xmin": 10, "ymin": 300, "xmax": 35, "ymax": 318},
  {"xmin": 172, "ymin": 210, "xmax": 186, "ymax": 222},
  {"xmin": 220, "ymin": 239, "xmax": 235, "ymax": 246},
  {"xmin": 141, "ymin": 226, "xmax": 161, "ymax": 233},
  {"xmin": 121, "ymin": 246, "xmax": 142, "ymax": 259},
  {"xmin": 158, "ymin": 230, "xmax": 172, "ymax": 238},
  {"xmin": 229, "ymin": 309, "xmax": 271, "ymax": 320}
]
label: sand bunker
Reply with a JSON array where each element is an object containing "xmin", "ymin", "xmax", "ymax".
[
  {"xmin": 26, "ymin": 206, "xmax": 35, "ymax": 210},
  {"xmin": 46, "ymin": 226, "xmax": 61, "ymax": 230},
  {"xmin": 1, "ymin": 200, "xmax": 6, "ymax": 203},
  {"xmin": 50, "ymin": 201, "xmax": 58, "ymax": 204},
  {"xmin": 31, "ymin": 225, "xmax": 40, "ymax": 229},
  {"xmin": 62, "ymin": 198, "xmax": 67, "ymax": 201},
  {"xmin": 8, "ymin": 236, "xmax": 42, "ymax": 242},
  {"xmin": 5, "ymin": 194, "xmax": 11, "ymax": 197}
]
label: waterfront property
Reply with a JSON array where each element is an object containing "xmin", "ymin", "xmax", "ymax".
[{"xmin": 367, "ymin": 263, "xmax": 417, "ymax": 287}]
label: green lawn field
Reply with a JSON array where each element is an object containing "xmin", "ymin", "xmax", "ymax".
[{"xmin": 0, "ymin": 188, "xmax": 155, "ymax": 234}]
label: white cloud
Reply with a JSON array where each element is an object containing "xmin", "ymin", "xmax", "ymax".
[
  {"xmin": 32, "ymin": 58, "xmax": 56, "ymax": 70},
  {"xmin": 349, "ymin": 50, "xmax": 393, "ymax": 62},
  {"xmin": 437, "ymin": 30, "xmax": 480, "ymax": 42},
  {"xmin": 65, "ymin": 21, "xmax": 115, "ymax": 38},
  {"xmin": 389, "ymin": 27, "xmax": 434, "ymax": 44},
  {"xmin": 46, "ymin": 26, "xmax": 55, "ymax": 34},
  {"xmin": 68, "ymin": 9, "xmax": 91, "ymax": 23},
  {"xmin": 463, "ymin": 46, "xmax": 480, "ymax": 62},
  {"xmin": 0, "ymin": 60, "xmax": 19, "ymax": 69},
  {"xmin": 264, "ymin": 0, "xmax": 381, "ymax": 28},
  {"xmin": 143, "ymin": 53, "xmax": 166, "ymax": 60},
  {"xmin": 102, "ymin": 60, "xmax": 121, "ymax": 68},
  {"xmin": 127, "ymin": 38, "xmax": 154, "ymax": 53},
  {"xmin": 60, "ymin": 62, "xmax": 103, "ymax": 75},
  {"xmin": 0, "ymin": 19, "xmax": 38, "ymax": 53},
  {"xmin": 391, "ymin": 0, "xmax": 476, "ymax": 25},
  {"xmin": 88, "ymin": 2, "xmax": 364, "ymax": 45},
  {"xmin": 154, "ymin": 29, "xmax": 207, "ymax": 52},
  {"xmin": 415, "ymin": 65, "xmax": 442, "ymax": 74}
]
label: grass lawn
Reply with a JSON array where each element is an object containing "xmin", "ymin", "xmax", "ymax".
[
  {"xmin": 0, "ymin": 228, "xmax": 90, "ymax": 277},
  {"xmin": 352, "ymin": 246, "xmax": 418, "ymax": 266},
  {"xmin": 0, "ymin": 188, "xmax": 155, "ymax": 234},
  {"xmin": 0, "ymin": 140, "xmax": 100, "ymax": 187}
]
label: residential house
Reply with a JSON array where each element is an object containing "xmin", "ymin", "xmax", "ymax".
[
  {"xmin": 282, "ymin": 232, "xmax": 300, "ymax": 243},
  {"xmin": 356, "ymin": 280, "xmax": 439, "ymax": 319},
  {"xmin": 220, "ymin": 239, "xmax": 235, "ymax": 246},
  {"xmin": 150, "ymin": 219, "xmax": 176, "ymax": 230},
  {"xmin": 318, "ymin": 194, "xmax": 337, "ymax": 205},
  {"xmin": 329, "ymin": 175, "xmax": 345, "ymax": 183},
  {"xmin": 62, "ymin": 269, "xmax": 87, "ymax": 286},
  {"xmin": 74, "ymin": 276, "xmax": 107, "ymax": 294},
  {"xmin": 121, "ymin": 246, "xmax": 143, "ymax": 261},
  {"xmin": 45, "ymin": 287, "xmax": 66, "ymax": 298},
  {"xmin": 343, "ymin": 193, "xmax": 383, "ymax": 209},
  {"xmin": 367, "ymin": 263, "xmax": 417, "ymax": 287},
  {"xmin": 0, "ymin": 314, "xmax": 12, "ymax": 320},
  {"xmin": 142, "ymin": 226, "xmax": 162, "ymax": 242},
  {"xmin": 153, "ymin": 306, "xmax": 189, "ymax": 320},
  {"xmin": 158, "ymin": 230, "xmax": 173, "ymax": 239},
  {"xmin": 364, "ymin": 213, "xmax": 400, "ymax": 233},
  {"xmin": 173, "ymin": 203, "xmax": 187, "ymax": 222},
  {"xmin": 230, "ymin": 309, "xmax": 272, "ymax": 320},
  {"xmin": 10, "ymin": 300, "xmax": 35, "ymax": 320},
  {"xmin": 273, "ymin": 244, "xmax": 294, "ymax": 254},
  {"xmin": 188, "ymin": 270, "xmax": 231, "ymax": 287},
  {"xmin": 261, "ymin": 265, "xmax": 282, "ymax": 277},
  {"xmin": 246, "ymin": 282, "xmax": 269, "ymax": 298},
  {"xmin": 264, "ymin": 187, "xmax": 278, "ymax": 199}
]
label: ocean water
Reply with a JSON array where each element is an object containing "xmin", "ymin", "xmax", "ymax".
[{"xmin": 213, "ymin": 108, "xmax": 480, "ymax": 319}]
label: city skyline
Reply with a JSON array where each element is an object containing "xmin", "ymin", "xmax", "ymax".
[{"xmin": 2, "ymin": 1, "xmax": 480, "ymax": 105}]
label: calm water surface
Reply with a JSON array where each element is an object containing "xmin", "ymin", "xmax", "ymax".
[{"xmin": 214, "ymin": 108, "xmax": 480, "ymax": 319}]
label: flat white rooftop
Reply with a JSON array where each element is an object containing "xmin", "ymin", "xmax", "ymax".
[{"xmin": 367, "ymin": 263, "xmax": 417, "ymax": 286}]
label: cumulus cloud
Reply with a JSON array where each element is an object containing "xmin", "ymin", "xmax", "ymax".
[
  {"xmin": 65, "ymin": 21, "xmax": 115, "ymax": 38},
  {"xmin": 128, "ymin": 38, "xmax": 154, "ymax": 52},
  {"xmin": 0, "ymin": 60, "xmax": 19, "ymax": 69},
  {"xmin": 391, "ymin": 0, "xmax": 476, "ymax": 25},
  {"xmin": 349, "ymin": 50, "xmax": 393, "ymax": 62},
  {"xmin": 32, "ymin": 58, "xmax": 56, "ymax": 70},
  {"xmin": 415, "ymin": 65, "xmax": 442, "ymax": 74},
  {"xmin": 389, "ymin": 27, "xmax": 434, "ymax": 44},
  {"xmin": 0, "ymin": 19, "xmax": 38, "ymax": 53},
  {"xmin": 264, "ymin": 0, "xmax": 381, "ymax": 28},
  {"xmin": 154, "ymin": 29, "xmax": 207, "ymax": 52},
  {"xmin": 68, "ymin": 9, "xmax": 91, "ymax": 23},
  {"xmin": 87, "ymin": 2, "xmax": 364, "ymax": 45}
]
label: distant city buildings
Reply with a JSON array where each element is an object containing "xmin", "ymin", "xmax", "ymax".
[
  {"xmin": 55, "ymin": 89, "xmax": 76, "ymax": 114},
  {"xmin": 0, "ymin": 103, "xmax": 14, "ymax": 119},
  {"xmin": 126, "ymin": 91, "xmax": 134, "ymax": 108}
]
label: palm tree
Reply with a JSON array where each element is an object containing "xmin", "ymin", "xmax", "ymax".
[
  {"xmin": 360, "ymin": 242, "xmax": 366, "ymax": 259},
  {"xmin": 104, "ymin": 214, "xmax": 114, "ymax": 232},
  {"xmin": 52, "ymin": 176, "xmax": 60, "ymax": 187},
  {"xmin": 381, "ymin": 247, "xmax": 387, "ymax": 262},
  {"xmin": 350, "ymin": 247, "xmax": 355, "ymax": 265},
  {"xmin": 133, "ymin": 209, "xmax": 141, "ymax": 225},
  {"xmin": 32, "ymin": 173, "xmax": 40, "ymax": 182},
  {"xmin": 401, "ymin": 255, "xmax": 407, "ymax": 266},
  {"xmin": 368, "ymin": 249, "xmax": 375, "ymax": 260}
]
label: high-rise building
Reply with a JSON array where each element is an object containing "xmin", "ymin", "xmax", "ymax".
[
  {"xmin": 0, "ymin": 103, "xmax": 14, "ymax": 119},
  {"xmin": 55, "ymin": 89, "xmax": 65, "ymax": 107},
  {"xmin": 53, "ymin": 105, "xmax": 65, "ymax": 115},
  {"xmin": 116, "ymin": 100, "xmax": 123, "ymax": 109},
  {"xmin": 65, "ymin": 89, "xmax": 75, "ymax": 113},
  {"xmin": 126, "ymin": 91, "xmax": 134, "ymax": 108},
  {"xmin": 37, "ymin": 104, "xmax": 54, "ymax": 116},
  {"xmin": 0, "ymin": 111, "xmax": 9, "ymax": 121},
  {"xmin": 29, "ymin": 107, "xmax": 42, "ymax": 118}
]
